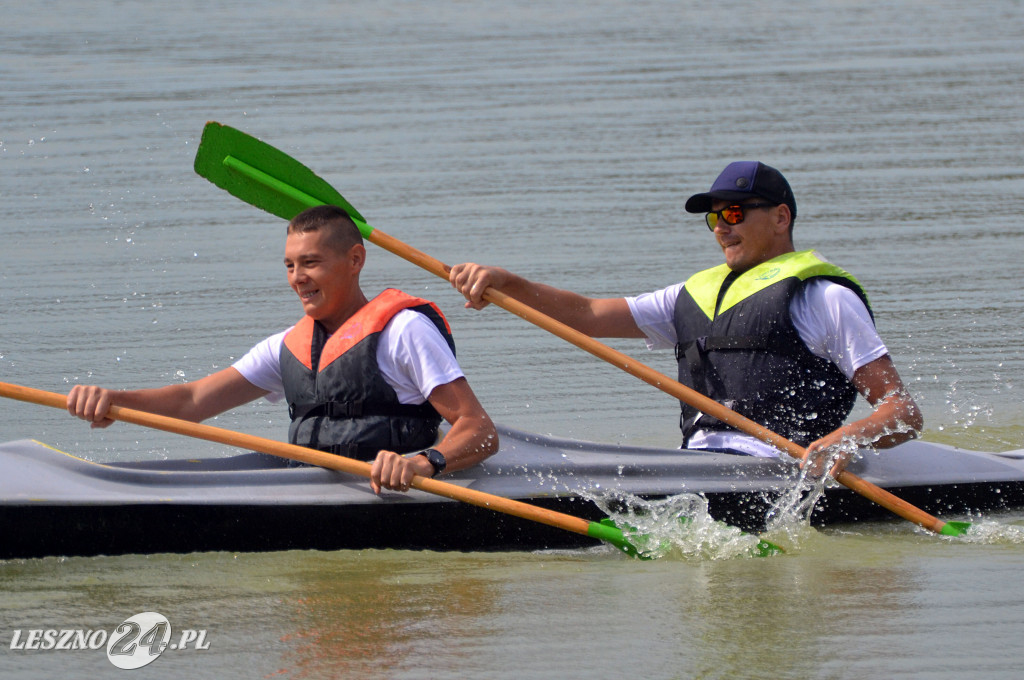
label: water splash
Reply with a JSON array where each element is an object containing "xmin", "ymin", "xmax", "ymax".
[
  {"xmin": 944, "ymin": 515, "xmax": 1024, "ymax": 544},
  {"xmin": 764, "ymin": 440, "xmax": 858, "ymax": 545},
  {"xmin": 583, "ymin": 489, "xmax": 780, "ymax": 560},
  {"xmin": 766, "ymin": 476, "xmax": 825, "ymax": 532}
]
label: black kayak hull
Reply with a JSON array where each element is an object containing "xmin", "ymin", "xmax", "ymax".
[{"xmin": 3, "ymin": 426, "xmax": 1024, "ymax": 559}]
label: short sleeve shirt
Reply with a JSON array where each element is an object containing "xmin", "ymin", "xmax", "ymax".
[{"xmin": 232, "ymin": 309, "xmax": 464, "ymax": 405}]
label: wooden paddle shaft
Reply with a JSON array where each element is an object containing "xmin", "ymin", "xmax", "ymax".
[
  {"xmin": 0, "ymin": 381, "xmax": 595, "ymax": 538},
  {"xmin": 366, "ymin": 230, "xmax": 951, "ymax": 535}
]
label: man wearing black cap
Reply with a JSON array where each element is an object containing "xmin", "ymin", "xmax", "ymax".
[{"xmin": 449, "ymin": 162, "xmax": 922, "ymax": 475}]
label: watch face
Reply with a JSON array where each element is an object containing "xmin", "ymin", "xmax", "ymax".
[{"xmin": 425, "ymin": 448, "xmax": 446, "ymax": 474}]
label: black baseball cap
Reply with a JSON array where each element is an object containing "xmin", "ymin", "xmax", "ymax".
[{"xmin": 684, "ymin": 161, "xmax": 797, "ymax": 219}]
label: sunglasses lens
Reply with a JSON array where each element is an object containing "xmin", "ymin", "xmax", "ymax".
[
  {"xmin": 721, "ymin": 206, "xmax": 744, "ymax": 225},
  {"xmin": 705, "ymin": 213, "xmax": 718, "ymax": 230}
]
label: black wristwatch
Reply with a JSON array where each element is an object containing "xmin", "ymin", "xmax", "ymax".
[{"xmin": 417, "ymin": 448, "xmax": 447, "ymax": 477}]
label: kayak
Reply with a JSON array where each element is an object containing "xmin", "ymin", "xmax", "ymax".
[{"xmin": 2, "ymin": 425, "xmax": 1024, "ymax": 559}]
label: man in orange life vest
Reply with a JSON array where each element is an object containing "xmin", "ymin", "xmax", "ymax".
[{"xmin": 68, "ymin": 205, "xmax": 498, "ymax": 493}]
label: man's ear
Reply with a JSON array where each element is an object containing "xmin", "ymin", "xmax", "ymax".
[
  {"xmin": 349, "ymin": 243, "xmax": 367, "ymax": 272},
  {"xmin": 774, "ymin": 204, "xmax": 792, "ymax": 235}
]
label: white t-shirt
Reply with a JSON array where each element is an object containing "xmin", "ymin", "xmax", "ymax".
[
  {"xmin": 232, "ymin": 309, "xmax": 464, "ymax": 406},
  {"xmin": 626, "ymin": 279, "xmax": 888, "ymax": 457}
]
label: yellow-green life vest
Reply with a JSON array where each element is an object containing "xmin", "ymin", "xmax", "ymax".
[{"xmin": 673, "ymin": 250, "xmax": 871, "ymax": 447}]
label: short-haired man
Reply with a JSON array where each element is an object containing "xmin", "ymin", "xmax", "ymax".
[{"xmin": 69, "ymin": 205, "xmax": 498, "ymax": 492}]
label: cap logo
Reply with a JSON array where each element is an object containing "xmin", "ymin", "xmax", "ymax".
[{"xmin": 735, "ymin": 178, "xmax": 749, "ymax": 189}]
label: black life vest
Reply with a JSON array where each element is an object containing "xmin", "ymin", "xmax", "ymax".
[
  {"xmin": 672, "ymin": 250, "xmax": 872, "ymax": 448},
  {"xmin": 280, "ymin": 288, "xmax": 455, "ymax": 460}
]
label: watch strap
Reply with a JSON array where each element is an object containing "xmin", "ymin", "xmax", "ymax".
[
  {"xmin": 419, "ymin": 448, "xmax": 446, "ymax": 477},
  {"xmin": 407, "ymin": 448, "xmax": 446, "ymax": 477}
]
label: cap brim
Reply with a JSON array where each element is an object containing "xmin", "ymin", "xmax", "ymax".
[{"xmin": 684, "ymin": 190, "xmax": 755, "ymax": 214}]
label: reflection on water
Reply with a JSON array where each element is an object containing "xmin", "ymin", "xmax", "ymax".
[
  {"xmin": 5, "ymin": 532, "xmax": 1024, "ymax": 679},
  {"xmin": 277, "ymin": 552, "xmax": 506, "ymax": 679}
]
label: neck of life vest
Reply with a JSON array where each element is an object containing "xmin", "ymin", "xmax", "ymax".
[
  {"xmin": 279, "ymin": 288, "xmax": 455, "ymax": 461},
  {"xmin": 672, "ymin": 250, "xmax": 871, "ymax": 449}
]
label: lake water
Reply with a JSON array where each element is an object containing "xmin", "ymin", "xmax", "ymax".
[{"xmin": 2, "ymin": 0, "xmax": 1024, "ymax": 677}]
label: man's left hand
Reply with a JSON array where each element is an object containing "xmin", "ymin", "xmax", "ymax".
[
  {"xmin": 369, "ymin": 450, "xmax": 432, "ymax": 494},
  {"xmin": 802, "ymin": 434, "xmax": 859, "ymax": 480}
]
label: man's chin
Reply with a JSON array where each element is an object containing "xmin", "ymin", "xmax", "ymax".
[{"xmin": 723, "ymin": 252, "xmax": 745, "ymax": 271}]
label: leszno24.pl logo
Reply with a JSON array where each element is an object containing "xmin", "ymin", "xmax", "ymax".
[{"xmin": 8, "ymin": 612, "xmax": 210, "ymax": 670}]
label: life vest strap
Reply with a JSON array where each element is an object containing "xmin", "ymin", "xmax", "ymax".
[{"xmin": 288, "ymin": 400, "xmax": 437, "ymax": 421}]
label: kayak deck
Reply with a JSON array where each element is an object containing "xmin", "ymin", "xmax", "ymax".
[{"xmin": 2, "ymin": 426, "xmax": 1024, "ymax": 559}]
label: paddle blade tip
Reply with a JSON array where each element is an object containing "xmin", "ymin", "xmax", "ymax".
[
  {"xmin": 590, "ymin": 518, "xmax": 651, "ymax": 560},
  {"xmin": 939, "ymin": 520, "xmax": 972, "ymax": 537},
  {"xmin": 752, "ymin": 538, "xmax": 786, "ymax": 557}
]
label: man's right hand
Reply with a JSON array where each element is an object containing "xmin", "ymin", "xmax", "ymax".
[
  {"xmin": 448, "ymin": 263, "xmax": 509, "ymax": 310},
  {"xmin": 67, "ymin": 385, "xmax": 117, "ymax": 428}
]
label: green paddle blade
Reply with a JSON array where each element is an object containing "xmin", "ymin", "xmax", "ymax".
[
  {"xmin": 940, "ymin": 520, "xmax": 972, "ymax": 536},
  {"xmin": 751, "ymin": 536, "xmax": 786, "ymax": 557},
  {"xmin": 588, "ymin": 518, "xmax": 652, "ymax": 559},
  {"xmin": 194, "ymin": 121, "xmax": 369, "ymax": 233}
]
